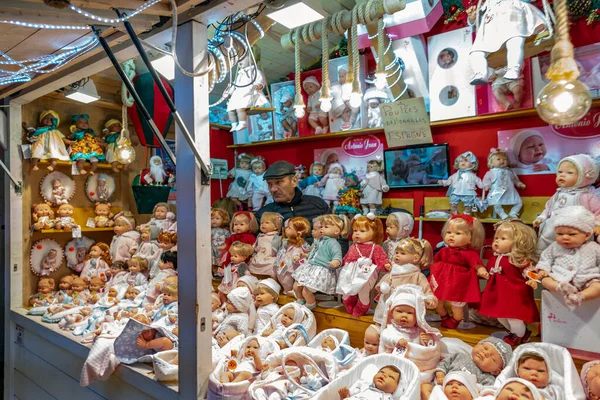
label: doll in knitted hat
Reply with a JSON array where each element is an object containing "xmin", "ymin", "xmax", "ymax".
[
  {"xmin": 438, "ymin": 152, "xmax": 483, "ymax": 215},
  {"xmin": 100, "ymin": 119, "xmax": 131, "ymax": 172},
  {"xmin": 533, "ymin": 154, "xmax": 600, "ymax": 252},
  {"xmin": 535, "ymin": 205, "xmax": 600, "ymax": 308},
  {"xmin": 254, "ymin": 278, "xmax": 281, "ymax": 333},
  {"xmin": 215, "ymin": 286, "xmax": 255, "ymax": 336},
  {"xmin": 303, "ymin": 76, "xmax": 329, "ymax": 134},
  {"xmin": 28, "ymin": 110, "xmax": 70, "ymax": 171},
  {"xmin": 581, "ymin": 360, "xmax": 600, "ymax": 400},
  {"xmin": 67, "ymin": 114, "xmax": 105, "ymax": 175},
  {"xmin": 382, "ymin": 212, "xmax": 414, "ymax": 261}
]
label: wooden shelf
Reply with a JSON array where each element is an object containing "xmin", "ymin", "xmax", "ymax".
[
  {"xmin": 33, "ymin": 207, "xmax": 120, "ymax": 234},
  {"xmin": 210, "ymin": 123, "xmax": 231, "ymax": 131},
  {"xmin": 37, "ymin": 159, "xmax": 123, "ymax": 171},
  {"xmin": 39, "ymin": 227, "xmax": 114, "ymax": 233},
  {"xmin": 44, "ymin": 92, "xmax": 123, "ymax": 111}
]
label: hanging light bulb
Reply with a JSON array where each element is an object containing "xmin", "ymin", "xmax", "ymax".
[
  {"xmin": 115, "ymin": 130, "xmax": 136, "ymax": 164},
  {"xmin": 320, "ymin": 97, "xmax": 332, "ymax": 113},
  {"xmin": 294, "ymin": 104, "xmax": 306, "ymax": 118},
  {"xmin": 536, "ymin": 79, "xmax": 592, "ymax": 124},
  {"xmin": 374, "ymin": 72, "xmax": 388, "ymax": 90},
  {"xmin": 349, "ymin": 91, "xmax": 363, "ymax": 109}
]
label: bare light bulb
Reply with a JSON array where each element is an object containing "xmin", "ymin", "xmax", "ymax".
[
  {"xmin": 536, "ymin": 79, "xmax": 592, "ymax": 124},
  {"xmin": 349, "ymin": 92, "xmax": 363, "ymax": 109},
  {"xmin": 319, "ymin": 97, "xmax": 332, "ymax": 112},
  {"xmin": 294, "ymin": 104, "xmax": 306, "ymax": 118},
  {"xmin": 115, "ymin": 130, "xmax": 136, "ymax": 164},
  {"xmin": 374, "ymin": 72, "xmax": 387, "ymax": 89}
]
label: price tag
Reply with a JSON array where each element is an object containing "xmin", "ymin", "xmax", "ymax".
[
  {"xmin": 86, "ymin": 218, "xmax": 96, "ymax": 228},
  {"xmin": 71, "ymin": 162, "xmax": 79, "ymax": 175},
  {"xmin": 72, "ymin": 226, "xmax": 82, "ymax": 238}
]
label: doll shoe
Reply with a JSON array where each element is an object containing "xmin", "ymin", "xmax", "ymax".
[
  {"xmin": 343, "ymin": 296, "xmax": 358, "ymax": 314},
  {"xmin": 314, "ymin": 126, "xmax": 322, "ymax": 134},
  {"xmin": 306, "ymin": 303, "xmax": 317, "ymax": 310},
  {"xmin": 502, "ymin": 333, "xmax": 521, "ymax": 346},
  {"xmin": 229, "ymin": 122, "xmax": 238, "ymax": 132},
  {"xmin": 352, "ymin": 300, "xmax": 370, "ymax": 317},
  {"xmin": 236, "ymin": 121, "xmax": 247, "ymax": 131},
  {"xmin": 440, "ymin": 315, "xmax": 461, "ymax": 329}
]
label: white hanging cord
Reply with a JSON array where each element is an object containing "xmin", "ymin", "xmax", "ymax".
[{"xmin": 121, "ymin": 59, "xmax": 136, "ymax": 107}]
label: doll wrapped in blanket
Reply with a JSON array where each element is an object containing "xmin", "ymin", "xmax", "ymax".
[
  {"xmin": 212, "ymin": 327, "xmax": 244, "ymax": 369},
  {"xmin": 58, "ymin": 307, "xmax": 93, "ymax": 331},
  {"xmin": 113, "ymin": 317, "xmax": 178, "ymax": 367},
  {"xmin": 254, "ymin": 278, "xmax": 281, "ymax": 334},
  {"xmin": 219, "ymin": 336, "xmax": 278, "ymax": 383},
  {"xmin": 259, "ymin": 302, "xmax": 314, "ymax": 347},
  {"xmin": 337, "ymin": 365, "xmax": 403, "ymax": 400}
]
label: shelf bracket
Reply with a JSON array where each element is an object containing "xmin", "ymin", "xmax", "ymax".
[{"xmin": 0, "ymin": 158, "xmax": 22, "ymax": 196}]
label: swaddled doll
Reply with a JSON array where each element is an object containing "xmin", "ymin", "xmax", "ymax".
[
  {"xmin": 337, "ymin": 365, "xmax": 403, "ymax": 400},
  {"xmin": 581, "ymin": 360, "xmax": 600, "ymax": 400},
  {"xmin": 428, "ymin": 371, "xmax": 480, "ymax": 400},
  {"xmin": 260, "ymin": 303, "xmax": 304, "ymax": 348},
  {"xmin": 214, "ymin": 286, "xmax": 256, "ymax": 336},
  {"xmin": 321, "ymin": 335, "xmax": 340, "ymax": 353},
  {"xmin": 254, "ymin": 278, "xmax": 281, "ymax": 334},
  {"xmin": 58, "ymin": 307, "xmax": 93, "ymax": 331},
  {"xmin": 299, "ymin": 364, "xmax": 328, "ymax": 392}
]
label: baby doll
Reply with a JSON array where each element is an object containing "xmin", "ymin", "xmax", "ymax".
[
  {"xmin": 150, "ymin": 281, "xmax": 178, "ymax": 325},
  {"xmin": 338, "ymin": 365, "xmax": 402, "ymax": 399},
  {"xmin": 246, "ymin": 156, "xmax": 272, "ymax": 212},
  {"xmin": 303, "ymin": 76, "xmax": 329, "ymax": 134},
  {"xmin": 336, "ymin": 172, "xmax": 363, "ymax": 217},
  {"xmin": 483, "ymin": 148, "xmax": 526, "ymax": 219},
  {"xmin": 429, "ymin": 371, "xmax": 480, "ymax": 400},
  {"xmin": 67, "ymin": 114, "xmax": 104, "ymax": 175},
  {"xmin": 211, "ymin": 208, "xmax": 231, "ymax": 275},
  {"xmin": 430, "ymin": 214, "xmax": 489, "ymax": 329},
  {"xmin": 581, "ymin": 360, "xmax": 600, "ymax": 400},
  {"xmin": 51, "ymin": 179, "xmax": 68, "ymax": 205},
  {"xmin": 434, "ymin": 337, "xmax": 513, "ymax": 388},
  {"xmin": 212, "ymin": 292, "xmax": 226, "ymax": 333},
  {"xmin": 360, "ymin": 159, "xmax": 390, "ymax": 215},
  {"xmin": 227, "ymin": 152, "xmax": 253, "ymax": 208},
  {"xmin": 110, "ymin": 212, "xmax": 140, "ymax": 262},
  {"xmin": 275, "ymin": 216, "xmax": 310, "ymax": 293},
  {"xmin": 256, "ymin": 112, "xmax": 273, "ymax": 141},
  {"xmin": 214, "ymin": 286, "xmax": 255, "ymax": 336},
  {"xmin": 321, "ymin": 335, "xmax": 339, "ymax": 353},
  {"xmin": 28, "ymin": 110, "xmax": 70, "ymax": 171},
  {"xmin": 359, "ymin": 324, "xmax": 380, "ymax": 358},
  {"xmin": 237, "ymin": 275, "xmax": 259, "ymax": 294},
  {"xmin": 87, "ymin": 276, "xmax": 106, "ymax": 305},
  {"xmin": 508, "ymin": 129, "xmax": 556, "ymax": 174},
  {"xmin": 69, "ymin": 276, "xmax": 90, "ymax": 306},
  {"xmin": 316, "ymin": 163, "xmax": 345, "ymax": 209},
  {"xmin": 136, "ymin": 328, "xmax": 175, "ymax": 352},
  {"xmin": 219, "ymin": 211, "xmax": 258, "ymax": 267},
  {"xmin": 494, "ymin": 379, "xmax": 543, "ymax": 400},
  {"xmin": 249, "ymin": 212, "xmax": 282, "ymax": 276},
  {"xmin": 374, "ymin": 238, "xmax": 437, "ymax": 324},
  {"xmin": 438, "ymin": 152, "xmax": 483, "ymax": 215},
  {"xmin": 41, "ymin": 249, "xmax": 60, "ymax": 275},
  {"xmin": 535, "ymin": 206, "xmax": 600, "ymax": 308},
  {"xmin": 278, "ymin": 92, "xmax": 298, "ymax": 137},
  {"xmin": 106, "ymin": 260, "xmax": 128, "ymax": 290},
  {"xmin": 227, "ymin": 52, "xmax": 268, "ymax": 132},
  {"xmin": 254, "ymin": 278, "xmax": 281, "ymax": 334},
  {"xmin": 134, "ymin": 225, "xmax": 161, "ymax": 264},
  {"xmin": 337, "ymin": 214, "xmax": 391, "ymax": 317},
  {"xmin": 260, "ymin": 304, "xmax": 301, "ymax": 346},
  {"xmin": 383, "ymin": 211, "xmax": 415, "ymax": 263},
  {"xmin": 96, "ymin": 174, "xmax": 109, "ymax": 202},
  {"xmin": 489, "ymin": 67, "xmax": 525, "ymax": 111},
  {"xmin": 146, "ymin": 251, "xmax": 177, "ymax": 305},
  {"xmin": 218, "ymin": 242, "xmax": 253, "ymax": 303},
  {"xmin": 293, "ymin": 214, "xmax": 345, "ymax": 309},
  {"xmin": 94, "ymin": 202, "xmax": 114, "ymax": 228},
  {"xmin": 219, "ymin": 338, "xmax": 266, "ymax": 383},
  {"xmin": 504, "ymin": 348, "xmax": 565, "ymax": 400},
  {"xmin": 533, "ymin": 154, "xmax": 600, "ymax": 252},
  {"xmin": 363, "ymin": 87, "xmax": 388, "ymax": 128},
  {"xmin": 32, "ymin": 203, "xmax": 55, "ymax": 231},
  {"xmin": 55, "ymin": 275, "xmax": 75, "ymax": 305},
  {"xmin": 54, "ymin": 204, "xmax": 77, "ymax": 230},
  {"xmin": 29, "ymin": 277, "xmax": 56, "ymax": 307},
  {"xmin": 101, "ymin": 119, "xmax": 131, "ymax": 172},
  {"xmin": 126, "ymin": 256, "xmax": 149, "ymax": 287},
  {"xmin": 298, "ymin": 162, "xmax": 325, "ymax": 197},
  {"xmin": 80, "ymin": 242, "xmax": 111, "ymax": 281},
  {"xmin": 157, "ymin": 230, "xmax": 177, "ymax": 255},
  {"xmin": 479, "ymin": 220, "xmax": 539, "ymax": 345}
]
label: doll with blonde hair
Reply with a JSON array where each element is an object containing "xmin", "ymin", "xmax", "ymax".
[
  {"xmin": 337, "ymin": 214, "xmax": 391, "ymax": 317},
  {"xmin": 126, "ymin": 256, "xmax": 149, "ymax": 287},
  {"xmin": 246, "ymin": 156, "xmax": 272, "ymax": 211},
  {"xmin": 275, "ymin": 216, "xmax": 311, "ymax": 293},
  {"xmin": 374, "ymin": 238, "xmax": 437, "ymax": 324},
  {"xmin": 219, "ymin": 211, "xmax": 258, "ymax": 267},
  {"xmin": 383, "ymin": 212, "xmax": 415, "ymax": 261},
  {"xmin": 298, "ymin": 162, "xmax": 325, "ymax": 197},
  {"xmin": 218, "ymin": 241, "xmax": 253, "ymax": 303},
  {"xmin": 483, "ymin": 148, "xmax": 526, "ymax": 219},
  {"xmin": 79, "ymin": 242, "xmax": 112, "ymax": 280},
  {"xmin": 360, "ymin": 159, "xmax": 390, "ymax": 215},
  {"xmin": 438, "ymin": 152, "xmax": 483, "ymax": 215},
  {"xmin": 479, "ymin": 220, "xmax": 539, "ymax": 345},
  {"xmin": 211, "ymin": 208, "xmax": 231, "ymax": 276},
  {"xmin": 430, "ymin": 214, "xmax": 489, "ymax": 329},
  {"xmin": 110, "ymin": 211, "xmax": 139, "ymax": 262},
  {"xmin": 293, "ymin": 214, "xmax": 345, "ymax": 309},
  {"xmin": 151, "ymin": 281, "xmax": 178, "ymax": 325},
  {"xmin": 248, "ymin": 212, "xmax": 282, "ymax": 276}
]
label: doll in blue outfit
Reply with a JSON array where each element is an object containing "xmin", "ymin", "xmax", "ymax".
[
  {"xmin": 298, "ymin": 162, "xmax": 325, "ymax": 197},
  {"xmin": 438, "ymin": 151, "xmax": 483, "ymax": 215}
]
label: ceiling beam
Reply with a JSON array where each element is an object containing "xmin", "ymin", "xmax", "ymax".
[
  {"xmin": 20, "ymin": 0, "xmax": 173, "ymax": 17},
  {"xmin": 177, "ymin": 0, "xmax": 263, "ymax": 25}
]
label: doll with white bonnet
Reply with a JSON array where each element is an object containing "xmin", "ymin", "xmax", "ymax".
[
  {"xmin": 581, "ymin": 360, "xmax": 600, "ymax": 400},
  {"xmin": 246, "ymin": 156, "xmax": 272, "ymax": 211},
  {"xmin": 383, "ymin": 211, "xmax": 414, "ymax": 261},
  {"xmin": 363, "ymin": 86, "xmax": 388, "ymax": 128},
  {"xmin": 28, "ymin": 110, "xmax": 70, "ymax": 171},
  {"xmin": 360, "ymin": 159, "xmax": 390, "ymax": 215},
  {"xmin": 359, "ymin": 324, "xmax": 380, "ymax": 358},
  {"xmin": 227, "ymin": 153, "xmax": 253, "ymax": 208},
  {"xmin": 275, "ymin": 216, "xmax": 310, "ymax": 293},
  {"xmin": 374, "ymin": 238, "xmax": 437, "ymax": 324},
  {"xmin": 508, "ymin": 129, "xmax": 556, "ymax": 175},
  {"xmin": 316, "ymin": 163, "xmax": 345, "ymax": 209},
  {"xmin": 237, "ymin": 275, "xmax": 259, "ymax": 295},
  {"xmin": 428, "ymin": 371, "xmax": 480, "ymax": 400},
  {"xmin": 248, "ymin": 212, "xmax": 282, "ymax": 276},
  {"xmin": 215, "ymin": 286, "xmax": 255, "ymax": 336},
  {"xmin": 535, "ymin": 205, "xmax": 600, "ymax": 307},
  {"xmin": 303, "ymin": 76, "xmax": 329, "ymax": 134},
  {"xmin": 483, "ymin": 148, "xmax": 526, "ymax": 219},
  {"xmin": 438, "ymin": 152, "xmax": 483, "ymax": 215},
  {"xmin": 254, "ymin": 278, "xmax": 281, "ymax": 334},
  {"xmin": 110, "ymin": 212, "xmax": 140, "ymax": 262},
  {"xmin": 278, "ymin": 92, "xmax": 298, "ymax": 137},
  {"xmin": 533, "ymin": 154, "xmax": 600, "ymax": 252}
]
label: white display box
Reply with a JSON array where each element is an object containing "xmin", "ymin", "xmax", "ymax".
[{"xmin": 392, "ymin": 35, "xmax": 430, "ymax": 111}]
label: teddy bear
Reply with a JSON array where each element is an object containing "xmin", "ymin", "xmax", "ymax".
[
  {"xmin": 54, "ymin": 204, "xmax": 78, "ymax": 230},
  {"xmin": 32, "ymin": 203, "xmax": 55, "ymax": 230},
  {"xmin": 94, "ymin": 202, "xmax": 114, "ymax": 228}
]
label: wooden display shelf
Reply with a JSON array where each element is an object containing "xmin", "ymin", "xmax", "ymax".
[
  {"xmin": 39, "ymin": 227, "xmax": 114, "ymax": 233},
  {"xmin": 37, "ymin": 159, "xmax": 123, "ymax": 171},
  {"xmin": 210, "ymin": 123, "xmax": 231, "ymax": 131},
  {"xmin": 44, "ymin": 92, "xmax": 123, "ymax": 111},
  {"xmin": 33, "ymin": 207, "xmax": 120, "ymax": 234}
]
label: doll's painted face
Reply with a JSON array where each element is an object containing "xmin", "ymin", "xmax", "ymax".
[
  {"xmin": 312, "ymin": 164, "xmax": 324, "ymax": 176},
  {"xmin": 159, "ymin": 238, "xmax": 175, "ymax": 251},
  {"xmin": 76, "ymin": 117, "xmax": 89, "ymax": 130},
  {"xmin": 159, "ymin": 259, "xmax": 175, "ymax": 270},
  {"xmin": 519, "ymin": 136, "xmax": 547, "ymax": 165},
  {"xmin": 458, "ymin": 157, "xmax": 474, "ymax": 170},
  {"xmin": 252, "ymin": 162, "xmax": 265, "ymax": 175},
  {"xmin": 108, "ymin": 288, "xmax": 118, "ymax": 298},
  {"xmin": 89, "ymin": 245, "xmax": 103, "ymax": 259},
  {"xmin": 42, "ymin": 114, "xmax": 54, "ymax": 126},
  {"xmin": 254, "ymin": 287, "xmax": 275, "ymax": 307},
  {"xmin": 97, "ymin": 178, "xmax": 106, "ymax": 188},
  {"xmin": 140, "ymin": 227, "xmax": 151, "ymax": 242},
  {"xmin": 53, "ymin": 179, "xmax": 63, "ymax": 189},
  {"xmin": 330, "ymin": 167, "xmax": 342, "ymax": 177},
  {"xmin": 71, "ymin": 280, "xmax": 87, "ymax": 292},
  {"xmin": 471, "ymin": 342, "xmax": 504, "ymax": 375},
  {"xmin": 282, "ymin": 98, "xmax": 293, "ymax": 108},
  {"xmin": 304, "ymin": 82, "xmax": 320, "ymax": 95},
  {"xmin": 496, "ymin": 382, "xmax": 535, "ymax": 400},
  {"xmin": 321, "ymin": 336, "xmax": 336, "ymax": 351},
  {"xmin": 125, "ymin": 287, "xmax": 140, "ymax": 300},
  {"xmin": 392, "ymin": 305, "xmax": 416, "ymax": 327},
  {"xmin": 517, "ymin": 357, "xmax": 549, "ymax": 388},
  {"xmin": 363, "ymin": 327, "xmax": 380, "ymax": 355},
  {"xmin": 162, "ymin": 290, "xmax": 177, "ymax": 304},
  {"xmin": 338, "ymin": 69, "xmax": 347, "ymax": 85},
  {"xmin": 89, "ymin": 280, "xmax": 104, "ymax": 292},
  {"xmin": 444, "ymin": 380, "xmax": 474, "ymax": 400},
  {"xmin": 367, "ymin": 163, "xmax": 378, "ymax": 173},
  {"xmin": 345, "ymin": 175, "xmax": 357, "ymax": 187},
  {"xmin": 320, "ymin": 222, "xmax": 340, "ymax": 239},
  {"xmin": 394, "ymin": 248, "xmax": 419, "ymax": 265},
  {"xmin": 225, "ymin": 300, "xmax": 239, "ymax": 314},
  {"xmin": 154, "ymin": 205, "xmax": 168, "ymax": 220},
  {"xmin": 46, "ymin": 249, "xmax": 57, "ymax": 259},
  {"xmin": 555, "ymin": 226, "xmax": 591, "ymax": 249},
  {"xmin": 110, "ymin": 263, "xmax": 123, "ymax": 275},
  {"xmin": 113, "ymin": 219, "xmax": 131, "ymax": 235},
  {"xmin": 230, "ymin": 252, "xmax": 246, "ymax": 264},
  {"xmin": 239, "ymin": 159, "xmax": 250, "ymax": 170},
  {"xmin": 352, "ymin": 224, "xmax": 374, "ymax": 244},
  {"xmin": 284, "ymin": 224, "xmax": 297, "ymax": 240},
  {"xmin": 490, "ymin": 154, "xmax": 508, "ymax": 168},
  {"xmin": 212, "ymin": 296, "xmax": 220, "ymax": 312},
  {"xmin": 39, "ymin": 281, "xmax": 53, "ymax": 294},
  {"xmin": 386, "ymin": 221, "xmax": 399, "ymax": 239},
  {"xmin": 244, "ymin": 339, "xmax": 260, "ymax": 358},
  {"xmin": 215, "ymin": 327, "xmax": 238, "ymax": 347},
  {"xmin": 556, "ymin": 161, "xmax": 578, "ymax": 188},
  {"xmin": 312, "ymin": 222, "xmax": 323, "ymax": 239},
  {"xmin": 369, "ymin": 99, "xmax": 381, "ymax": 109},
  {"xmin": 493, "ymin": 228, "xmax": 513, "ymax": 254},
  {"xmin": 281, "ymin": 307, "xmax": 295, "ymax": 327},
  {"xmin": 444, "ymin": 222, "xmax": 472, "ymax": 248},
  {"xmin": 232, "ymin": 216, "xmax": 250, "ymax": 234},
  {"xmin": 211, "ymin": 213, "xmax": 224, "ymax": 228},
  {"xmin": 128, "ymin": 259, "xmax": 142, "ymax": 273},
  {"xmin": 586, "ymin": 364, "xmax": 600, "ymax": 400},
  {"xmin": 260, "ymin": 219, "xmax": 277, "ymax": 234},
  {"xmin": 108, "ymin": 122, "xmax": 122, "ymax": 133},
  {"xmin": 372, "ymin": 366, "xmax": 401, "ymax": 394},
  {"xmin": 59, "ymin": 277, "xmax": 73, "ymax": 290}
]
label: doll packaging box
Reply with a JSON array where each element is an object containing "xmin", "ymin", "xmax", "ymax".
[
  {"xmin": 328, "ymin": 56, "xmax": 368, "ymax": 133},
  {"xmin": 271, "ymin": 81, "xmax": 299, "ymax": 140}
]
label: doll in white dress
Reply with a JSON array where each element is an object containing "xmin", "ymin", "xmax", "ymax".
[
  {"xmin": 316, "ymin": 163, "xmax": 345, "ymax": 209},
  {"xmin": 254, "ymin": 278, "xmax": 281, "ymax": 334},
  {"xmin": 249, "ymin": 212, "xmax": 283, "ymax": 277},
  {"xmin": 438, "ymin": 152, "xmax": 483, "ymax": 215},
  {"xmin": 364, "ymin": 87, "xmax": 388, "ymax": 128},
  {"xmin": 483, "ymin": 148, "xmax": 526, "ymax": 219},
  {"xmin": 246, "ymin": 156, "xmax": 273, "ymax": 211},
  {"xmin": 28, "ymin": 110, "xmax": 70, "ymax": 171},
  {"xmin": 303, "ymin": 76, "xmax": 329, "ymax": 134},
  {"xmin": 382, "ymin": 212, "xmax": 414, "ymax": 262},
  {"xmin": 360, "ymin": 159, "xmax": 390, "ymax": 215},
  {"xmin": 227, "ymin": 152, "xmax": 253, "ymax": 209}
]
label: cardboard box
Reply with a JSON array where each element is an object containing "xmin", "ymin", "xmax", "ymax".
[{"xmin": 328, "ymin": 55, "xmax": 368, "ymax": 133}]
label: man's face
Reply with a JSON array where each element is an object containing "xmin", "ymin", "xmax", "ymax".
[{"xmin": 267, "ymin": 175, "xmax": 298, "ymax": 203}]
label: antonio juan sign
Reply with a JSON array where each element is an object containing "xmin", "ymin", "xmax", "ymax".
[
  {"xmin": 380, "ymin": 97, "xmax": 433, "ymax": 148},
  {"xmin": 550, "ymin": 105, "xmax": 600, "ymax": 139}
]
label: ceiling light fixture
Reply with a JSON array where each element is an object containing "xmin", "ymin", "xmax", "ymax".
[
  {"xmin": 151, "ymin": 54, "xmax": 175, "ymax": 81},
  {"xmin": 65, "ymin": 78, "xmax": 100, "ymax": 103},
  {"xmin": 266, "ymin": 1, "xmax": 324, "ymax": 29}
]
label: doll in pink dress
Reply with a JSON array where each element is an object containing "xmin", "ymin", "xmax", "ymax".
[
  {"xmin": 110, "ymin": 212, "xmax": 140, "ymax": 263},
  {"xmin": 316, "ymin": 163, "xmax": 345, "ymax": 209},
  {"xmin": 218, "ymin": 211, "xmax": 258, "ymax": 267},
  {"xmin": 211, "ymin": 208, "xmax": 231, "ymax": 276},
  {"xmin": 383, "ymin": 212, "xmax": 415, "ymax": 262},
  {"xmin": 337, "ymin": 214, "xmax": 391, "ymax": 317},
  {"xmin": 430, "ymin": 214, "xmax": 489, "ymax": 329},
  {"xmin": 80, "ymin": 242, "xmax": 112, "ymax": 281},
  {"xmin": 218, "ymin": 242, "xmax": 253, "ymax": 303},
  {"xmin": 275, "ymin": 216, "xmax": 310, "ymax": 293},
  {"xmin": 248, "ymin": 212, "xmax": 283, "ymax": 276}
]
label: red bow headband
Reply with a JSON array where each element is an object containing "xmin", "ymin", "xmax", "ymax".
[
  {"xmin": 234, "ymin": 211, "xmax": 252, "ymax": 220},
  {"xmin": 450, "ymin": 213, "xmax": 475, "ymax": 226}
]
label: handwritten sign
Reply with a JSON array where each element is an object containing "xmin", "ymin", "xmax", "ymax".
[{"xmin": 380, "ymin": 97, "xmax": 433, "ymax": 148}]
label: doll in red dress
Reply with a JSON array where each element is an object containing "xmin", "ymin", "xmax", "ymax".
[
  {"xmin": 479, "ymin": 220, "xmax": 540, "ymax": 345},
  {"xmin": 218, "ymin": 211, "xmax": 258, "ymax": 267},
  {"xmin": 430, "ymin": 214, "xmax": 489, "ymax": 329},
  {"xmin": 336, "ymin": 213, "xmax": 391, "ymax": 317}
]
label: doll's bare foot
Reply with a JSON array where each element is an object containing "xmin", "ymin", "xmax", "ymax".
[
  {"xmin": 557, "ymin": 281, "xmax": 578, "ymax": 295},
  {"xmin": 111, "ymin": 162, "xmax": 119, "ymax": 172},
  {"xmin": 90, "ymin": 162, "xmax": 98, "ymax": 175},
  {"xmin": 565, "ymin": 292, "xmax": 584, "ymax": 308},
  {"xmin": 32, "ymin": 165, "xmax": 40, "ymax": 171}
]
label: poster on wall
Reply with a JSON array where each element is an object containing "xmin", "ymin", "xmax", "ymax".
[
  {"xmin": 498, "ymin": 107, "xmax": 600, "ymax": 175},
  {"xmin": 314, "ymin": 135, "xmax": 383, "ymax": 179},
  {"xmin": 380, "ymin": 97, "xmax": 432, "ymax": 148}
]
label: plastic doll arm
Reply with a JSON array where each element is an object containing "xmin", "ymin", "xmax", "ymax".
[
  {"xmin": 315, "ymin": 174, "xmax": 328, "ymax": 188},
  {"xmin": 482, "ymin": 171, "xmax": 493, "ymax": 189},
  {"xmin": 466, "ymin": 250, "xmax": 485, "ymax": 271},
  {"xmin": 475, "ymin": 175, "xmax": 484, "ymax": 189},
  {"xmin": 511, "ymin": 170, "xmax": 526, "ymax": 189},
  {"xmin": 338, "ymin": 387, "xmax": 351, "ymax": 400}
]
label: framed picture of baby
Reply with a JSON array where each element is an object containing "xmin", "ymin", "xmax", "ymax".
[
  {"xmin": 328, "ymin": 55, "xmax": 367, "ymax": 133},
  {"xmin": 476, "ymin": 58, "xmax": 534, "ymax": 115},
  {"xmin": 498, "ymin": 123, "xmax": 600, "ymax": 175},
  {"xmin": 248, "ymin": 103, "xmax": 274, "ymax": 143},
  {"xmin": 271, "ymin": 81, "xmax": 299, "ymax": 140}
]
